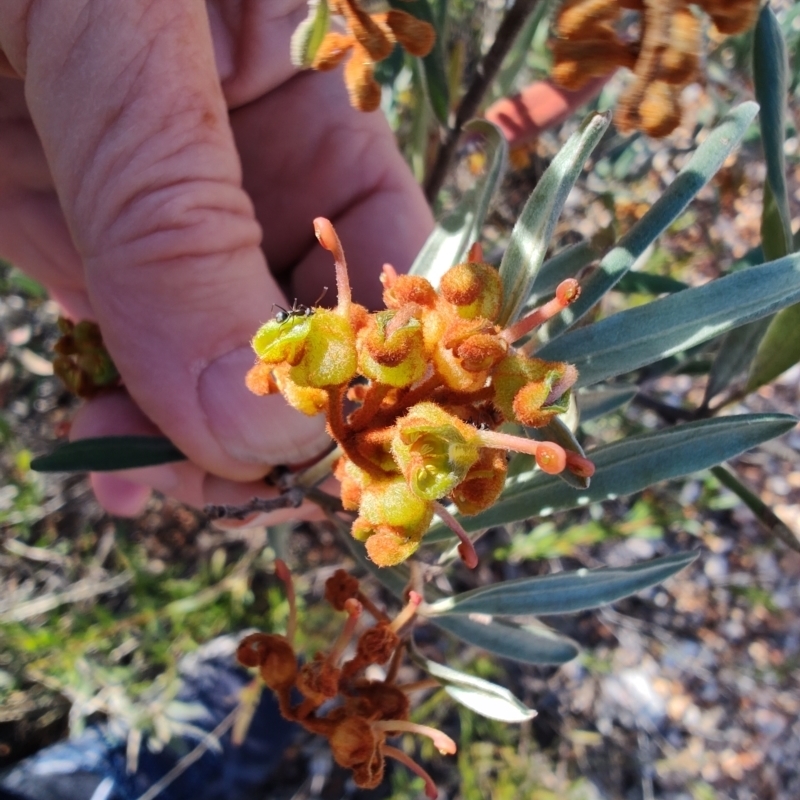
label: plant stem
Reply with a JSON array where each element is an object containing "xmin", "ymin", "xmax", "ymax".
[{"xmin": 424, "ymin": 0, "xmax": 542, "ymax": 202}]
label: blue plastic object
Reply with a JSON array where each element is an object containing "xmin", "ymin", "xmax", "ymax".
[{"xmin": 0, "ymin": 636, "xmax": 294, "ymax": 800}]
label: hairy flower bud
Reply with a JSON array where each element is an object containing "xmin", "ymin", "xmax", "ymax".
[
  {"xmin": 376, "ymin": 10, "xmax": 435, "ymax": 57},
  {"xmin": 255, "ymin": 309, "xmax": 356, "ymax": 388},
  {"xmin": 382, "ymin": 274, "xmax": 437, "ymax": 310},
  {"xmin": 493, "ymin": 354, "xmax": 574, "ymax": 427},
  {"xmin": 439, "ymin": 262, "xmax": 503, "ymax": 321},
  {"xmin": 450, "ymin": 447, "xmax": 508, "ymax": 516},
  {"xmin": 357, "ymin": 311, "xmax": 427, "ymax": 388},
  {"xmin": 392, "ymin": 403, "xmax": 481, "ymax": 501}
]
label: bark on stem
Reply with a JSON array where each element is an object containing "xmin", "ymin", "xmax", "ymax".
[{"xmin": 424, "ymin": 0, "xmax": 542, "ymax": 201}]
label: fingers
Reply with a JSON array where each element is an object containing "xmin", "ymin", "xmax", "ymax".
[
  {"xmin": 71, "ymin": 389, "xmax": 325, "ymax": 526},
  {"xmin": 7, "ymin": 0, "xmax": 330, "ymax": 478},
  {"xmin": 231, "ymin": 69, "xmax": 434, "ymax": 309}
]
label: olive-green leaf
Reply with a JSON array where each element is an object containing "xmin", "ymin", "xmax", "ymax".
[
  {"xmin": 431, "ymin": 614, "xmax": 580, "ymax": 665},
  {"xmin": 388, "ymin": 0, "xmax": 449, "ymax": 124},
  {"xmin": 426, "ymin": 551, "xmax": 697, "ymax": 617},
  {"xmin": 746, "ymin": 304, "xmax": 800, "ymax": 392},
  {"xmin": 410, "ymin": 120, "xmax": 507, "ymax": 284},
  {"xmin": 538, "ymin": 252, "xmax": 800, "ymax": 389},
  {"xmin": 497, "ymin": 111, "xmax": 611, "ymax": 326},
  {"xmin": 427, "ymin": 414, "xmax": 796, "ymax": 535},
  {"xmin": 31, "ymin": 436, "xmax": 187, "ymax": 472},
  {"xmin": 540, "ymin": 101, "xmax": 759, "ymax": 341},
  {"xmin": 408, "ymin": 643, "xmax": 537, "ymax": 722}
]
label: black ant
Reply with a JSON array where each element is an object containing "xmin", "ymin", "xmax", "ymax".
[{"xmin": 273, "ymin": 287, "xmax": 328, "ymax": 324}]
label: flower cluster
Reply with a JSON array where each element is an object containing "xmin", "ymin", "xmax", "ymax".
[
  {"xmin": 236, "ymin": 562, "xmax": 453, "ymax": 797},
  {"xmin": 53, "ymin": 318, "xmax": 119, "ymax": 399},
  {"xmin": 551, "ymin": 0, "xmax": 760, "ymax": 137},
  {"xmin": 247, "ymin": 218, "xmax": 594, "ymax": 567},
  {"xmin": 309, "ymin": 0, "xmax": 435, "ymax": 111}
]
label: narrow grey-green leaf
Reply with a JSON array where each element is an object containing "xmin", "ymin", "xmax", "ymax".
[
  {"xmin": 289, "ymin": 0, "xmax": 330, "ymax": 68},
  {"xmin": 541, "ymin": 102, "xmax": 759, "ymax": 341},
  {"xmin": 578, "ymin": 385, "xmax": 637, "ymax": 422},
  {"xmin": 431, "ymin": 614, "xmax": 580, "ymax": 665},
  {"xmin": 31, "ymin": 436, "xmax": 186, "ymax": 472},
  {"xmin": 410, "ymin": 120, "xmax": 507, "ymax": 284},
  {"xmin": 408, "ymin": 643, "xmax": 537, "ymax": 722},
  {"xmin": 704, "ymin": 319, "xmax": 770, "ymax": 405},
  {"xmin": 753, "ymin": 5, "xmax": 792, "ymax": 252},
  {"xmin": 427, "ymin": 552, "xmax": 697, "ymax": 617},
  {"xmin": 337, "ymin": 515, "xmax": 579, "ymax": 664},
  {"xmin": 538, "ymin": 253, "xmax": 800, "ymax": 389},
  {"xmin": 497, "ymin": 111, "xmax": 611, "ymax": 326},
  {"xmin": 389, "ymin": 0, "xmax": 449, "ymax": 124},
  {"xmin": 427, "ymin": 414, "xmax": 796, "ymax": 535},
  {"xmin": 528, "ymin": 226, "xmax": 615, "ymax": 304}
]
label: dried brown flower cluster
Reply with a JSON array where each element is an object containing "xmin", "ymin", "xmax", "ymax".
[
  {"xmin": 236, "ymin": 563, "xmax": 453, "ymax": 797},
  {"xmin": 311, "ymin": 0, "xmax": 435, "ymax": 112},
  {"xmin": 551, "ymin": 0, "xmax": 761, "ymax": 136},
  {"xmin": 53, "ymin": 318, "xmax": 119, "ymax": 399}
]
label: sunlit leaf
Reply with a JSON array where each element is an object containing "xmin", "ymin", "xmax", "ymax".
[
  {"xmin": 31, "ymin": 436, "xmax": 186, "ymax": 472},
  {"xmin": 426, "ymin": 552, "xmax": 697, "ymax": 617},
  {"xmin": 497, "ymin": 111, "xmax": 611, "ymax": 326},
  {"xmin": 410, "ymin": 120, "xmax": 507, "ymax": 284},
  {"xmin": 541, "ymin": 102, "xmax": 760, "ymax": 341},
  {"xmin": 427, "ymin": 414, "xmax": 796, "ymax": 535},
  {"xmin": 431, "ymin": 614, "xmax": 580, "ymax": 665},
  {"xmin": 538, "ymin": 253, "xmax": 800, "ymax": 389},
  {"xmin": 408, "ymin": 643, "xmax": 537, "ymax": 722},
  {"xmin": 289, "ymin": 0, "xmax": 330, "ymax": 68}
]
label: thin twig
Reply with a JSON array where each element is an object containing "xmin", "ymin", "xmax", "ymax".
[
  {"xmin": 204, "ymin": 487, "xmax": 305, "ymax": 520},
  {"xmin": 711, "ymin": 464, "xmax": 800, "ymax": 553},
  {"xmin": 424, "ymin": 0, "xmax": 542, "ymax": 201},
  {"xmin": 134, "ymin": 707, "xmax": 237, "ymax": 800}
]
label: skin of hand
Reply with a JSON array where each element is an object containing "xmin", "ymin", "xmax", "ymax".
[{"xmin": 0, "ymin": 1, "xmax": 433, "ymax": 524}]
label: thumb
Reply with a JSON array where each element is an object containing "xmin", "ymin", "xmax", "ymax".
[{"xmin": 3, "ymin": 1, "xmax": 329, "ymax": 478}]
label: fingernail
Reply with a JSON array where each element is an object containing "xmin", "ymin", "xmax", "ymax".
[{"xmin": 199, "ymin": 346, "xmax": 330, "ymax": 466}]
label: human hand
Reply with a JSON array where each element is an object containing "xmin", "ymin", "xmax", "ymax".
[{"xmin": 0, "ymin": 1, "xmax": 433, "ymax": 522}]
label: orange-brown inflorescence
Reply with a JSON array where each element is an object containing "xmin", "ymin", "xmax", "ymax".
[
  {"xmin": 310, "ymin": 0, "xmax": 435, "ymax": 112},
  {"xmin": 551, "ymin": 0, "xmax": 760, "ymax": 137},
  {"xmin": 237, "ymin": 565, "xmax": 452, "ymax": 798},
  {"xmin": 247, "ymin": 219, "xmax": 594, "ymax": 567},
  {"xmin": 53, "ymin": 318, "xmax": 120, "ymax": 399}
]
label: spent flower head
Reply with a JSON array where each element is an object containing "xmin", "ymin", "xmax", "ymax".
[{"xmin": 235, "ymin": 563, "xmax": 453, "ymax": 797}]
